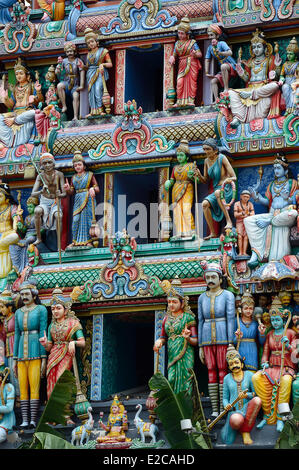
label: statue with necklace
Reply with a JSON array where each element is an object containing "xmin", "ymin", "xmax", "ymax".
[{"xmin": 244, "ymin": 153, "xmax": 298, "ymax": 268}]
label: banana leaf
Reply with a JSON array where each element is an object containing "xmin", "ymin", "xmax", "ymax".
[
  {"xmin": 149, "ymin": 372, "xmax": 200, "ymax": 449},
  {"xmin": 275, "ymin": 399, "xmax": 299, "ymax": 449},
  {"xmin": 33, "ymin": 432, "xmax": 77, "ymax": 449},
  {"xmin": 188, "ymin": 369, "xmax": 212, "ymax": 448}
]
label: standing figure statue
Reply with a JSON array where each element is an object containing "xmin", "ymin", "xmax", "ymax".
[
  {"xmin": 153, "ymin": 278, "xmax": 198, "ymax": 395},
  {"xmin": 84, "ymin": 28, "xmax": 113, "ymax": 117},
  {"xmin": 0, "ymin": 290, "xmax": 19, "ymax": 401},
  {"xmin": 191, "ymin": 138, "xmax": 237, "ymax": 239},
  {"xmin": 64, "ymin": 150, "xmax": 99, "ymax": 248},
  {"xmin": 252, "ymin": 297, "xmax": 297, "ymax": 432},
  {"xmin": 278, "ymin": 37, "xmax": 299, "ymax": 115},
  {"xmin": 9, "ymin": 196, "xmax": 39, "ymax": 275},
  {"xmin": 13, "ymin": 278, "xmax": 48, "ymax": 428},
  {"xmin": 39, "ymin": 288, "xmax": 85, "ymax": 420},
  {"xmin": 233, "ymin": 190, "xmax": 255, "ymax": 256},
  {"xmin": 0, "ymin": 58, "xmax": 43, "ymax": 150},
  {"xmin": 228, "ymin": 29, "xmax": 282, "ymax": 128},
  {"xmin": 205, "ymin": 23, "xmax": 237, "ymax": 103},
  {"xmin": 220, "ymin": 345, "xmax": 262, "ymax": 446},
  {"xmin": 198, "ymin": 262, "xmax": 235, "ymax": 416},
  {"xmin": 31, "ymin": 152, "xmax": 66, "ymax": 247},
  {"xmin": 0, "ymin": 183, "xmax": 21, "ymax": 281},
  {"xmin": 0, "ymin": 367, "xmax": 15, "ymax": 444},
  {"xmin": 164, "ymin": 139, "xmax": 196, "ymax": 241},
  {"xmin": 234, "ymin": 292, "xmax": 266, "ymax": 372},
  {"xmin": 168, "ymin": 17, "xmax": 202, "ymax": 108},
  {"xmin": 55, "ymin": 42, "xmax": 85, "ymax": 121},
  {"xmin": 245, "ymin": 153, "xmax": 298, "ymax": 269}
]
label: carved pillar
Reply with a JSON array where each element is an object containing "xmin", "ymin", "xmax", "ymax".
[
  {"xmin": 91, "ymin": 314, "xmax": 103, "ymax": 401},
  {"xmin": 114, "ymin": 49, "xmax": 126, "ymax": 115},
  {"xmin": 163, "ymin": 43, "xmax": 175, "ymax": 110},
  {"xmin": 158, "ymin": 167, "xmax": 171, "ymax": 242},
  {"xmin": 103, "ymin": 172, "xmax": 114, "ymax": 247},
  {"xmin": 154, "ymin": 310, "xmax": 166, "ymax": 375}
]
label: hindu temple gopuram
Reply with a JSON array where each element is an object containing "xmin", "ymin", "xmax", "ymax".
[{"xmin": 0, "ymin": 0, "xmax": 298, "ymax": 452}]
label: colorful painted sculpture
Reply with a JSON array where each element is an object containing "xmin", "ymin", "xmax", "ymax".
[
  {"xmin": 291, "ymin": 312, "xmax": 299, "ymax": 404},
  {"xmin": 234, "ymin": 292, "xmax": 266, "ymax": 372},
  {"xmin": 9, "ymin": 196, "xmax": 39, "ymax": 274},
  {"xmin": 97, "ymin": 395, "xmax": 131, "ymax": 444},
  {"xmin": 84, "ymin": 28, "xmax": 113, "ymax": 117},
  {"xmin": 205, "ymin": 23, "xmax": 237, "ymax": 102},
  {"xmin": 31, "ymin": 152, "xmax": 66, "ymax": 247},
  {"xmin": 0, "ymin": 184, "xmax": 21, "ymax": 281},
  {"xmin": 252, "ymin": 297, "xmax": 296, "ymax": 432},
  {"xmin": 13, "ymin": 278, "xmax": 48, "ymax": 428},
  {"xmin": 35, "ymin": 66, "xmax": 61, "ymax": 143},
  {"xmin": 0, "ymin": 0, "xmax": 15, "ymax": 24},
  {"xmin": 37, "ymin": 0, "xmax": 66, "ymax": 22},
  {"xmin": 153, "ymin": 278, "xmax": 198, "ymax": 395},
  {"xmin": 164, "ymin": 139, "xmax": 196, "ymax": 240},
  {"xmin": 245, "ymin": 153, "xmax": 298, "ymax": 268},
  {"xmin": 228, "ymin": 29, "xmax": 282, "ymax": 127},
  {"xmin": 133, "ymin": 404, "xmax": 159, "ymax": 443},
  {"xmin": 191, "ymin": 138, "xmax": 237, "ymax": 239},
  {"xmin": 55, "ymin": 42, "xmax": 85, "ymax": 121},
  {"xmin": 220, "ymin": 345, "xmax": 262, "ymax": 445},
  {"xmin": 0, "ymin": 367, "xmax": 15, "ymax": 443},
  {"xmin": 278, "ymin": 291, "xmax": 293, "ymax": 314},
  {"xmin": 39, "ymin": 288, "xmax": 85, "ymax": 403},
  {"xmin": 0, "ymin": 58, "xmax": 43, "ymax": 149},
  {"xmin": 168, "ymin": 17, "xmax": 202, "ymax": 107},
  {"xmin": 71, "ymin": 407, "xmax": 94, "ymax": 446},
  {"xmin": 278, "ymin": 37, "xmax": 299, "ymax": 115},
  {"xmin": 198, "ymin": 261, "xmax": 235, "ymax": 416},
  {"xmin": 64, "ymin": 150, "xmax": 99, "ymax": 248},
  {"xmin": 0, "ymin": 290, "xmax": 19, "ymax": 399},
  {"xmin": 233, "ymin": 190, "xmax": 255, "ymax": 256}
]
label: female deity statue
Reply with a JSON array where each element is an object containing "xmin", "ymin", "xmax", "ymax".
[
  {"xmin": 0, "ymin": 183, "xmax": 21, "ymax": 281},
  {"xmin": 97, "ymin": 395, "xmax": 131, "ymax": 444},
  {"xmin": 245, "ymin": 153, "xmax": 298, "ymax": 268},
  {"xmin": 234, "ymin": 292, "xmax": 266, "ymax": 372},
  {"xmin": 164, "ymin": 139, "xmax": 196, "ymax": 241},
  {"xmin": 64, "ymin": 151, "xmax": 99, "ymax": 248},
  {"xmin": 252, "ymin": 297, "xmax": 297, "ymax": 432},
  {"xmin": 153, "ymin": 278, "xmax": 198, "ymax": 395},
  {"xmin": 0, "ymin": 58, "xmax": 43, "ymax": 150},
  {"xmin": 84, "ymin": 28, "xmax": 113, "ymax": 117},
  {"xmin": 228, "ymin": 29, "xmax": 282, "ymax": 127},
  {"xmin": 278, "ymin": 37, "xmax": 299, "ymax": 115},
  {"xmin": 9, "ymin": 196, "xmax": 39, "ymax": 275},
  {"xmin": 168, "ymin": 17, "xmax": 202, "ymax": 107},
  {"xmin": 233, "ymin": 190, "xmax": 255, "ymax": 256},
  {"xmin": 39, "ymin": 288, "xmax": 85, "ymax": 405}
]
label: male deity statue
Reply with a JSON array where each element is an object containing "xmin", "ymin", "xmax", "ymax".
[
  {"xmin": 205, "ymin": 23, "xmax": 237, "ymax": 103},
  {"xmin": 278, "ymin": 37, "xmax": 299, "ymax": 115},
  {"xmin": 244, "ymin": 153, "xmax": 298, "ymax": 269},
  {"xmin": 13, "ymin": 278, "xmax": 48, "ymax": 428},
  {"xmin": 31, "ymin": 152, "xmax": 66, "ymax": 247},
  {"xmin": 233, "ymin": 190, "xmax": 255, "ymax": 256},
  {"xmin": 198, "ymin": 262, "xmax": 235, "ymax": 417},
  {"xmin": 55, "ymin": 42, "xmax": 85, "ymax": 121},
  {"xmin": 0, "ymin": 367, "xmax": 15, "ymax": 443},
  {"xmin": 228, "ymin": 29, "xmax": 282, "ymax": 128},
  {"xmin": 190, "ymin": 138, "xmax": 236, "ymax": 239}
]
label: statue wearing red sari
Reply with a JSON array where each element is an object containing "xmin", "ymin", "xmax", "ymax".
[
  {"xmin": 169, "ymin": 17, "xmax": 202, "ymax": 107},
  {"xmin": 39, "ymin": 288, "xmax": 85, "ymax": 401}
]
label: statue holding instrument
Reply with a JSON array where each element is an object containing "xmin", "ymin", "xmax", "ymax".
[{"xmin": 31, "ymin": 153, "xmax": 66, "ymax": 253}]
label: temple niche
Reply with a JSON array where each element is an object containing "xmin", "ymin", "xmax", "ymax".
[{"xmin": 0, "ymin": 0, "xmax": 299, "ymax": 453}]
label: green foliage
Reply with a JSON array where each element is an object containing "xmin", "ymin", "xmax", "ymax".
[
  {"xmin": 188, "ymin": 369, "xmax": 212, "ymax": 449},
  {"xmin": 275, "ymin": 400, "xmax": 299, "ymax": 449},
  {"xmin": 149, "ymin": 372, "xmax": 210, "ymax": 449},
  {"xmin": 33, "ymin": 433, "xmax": 77, "ymax": 449}
]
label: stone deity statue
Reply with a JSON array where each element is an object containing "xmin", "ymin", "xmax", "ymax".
[
  {"xmin": 228, "ymin": 29, "xmax": 282, "ymax": 128},
  {"xmin": 245, "ymin": 153, "xmax": 298, "ymax": 268},
  {"xmin": 13, "ymin": 278, "xmax": 48, "ymax": 428},
  {"xmin": 205, "ymin": 23, "xmax": 237, "ymax": 103},
  {"xmin": 168, "ymin": 17, "xmax": 202, "ymax": 107},
  {"xmin": 233, "ymin": 190, "xmax": 255, "ymax": 255},
  {"xmin": 190, "ymin": 138, "xmax": 237, "ymax": 239},
  {"xmin": 55, "ymin": 42, "xmax": 85, "ymax": 121},
  {"xmin": 197, "ymin": 262, "xmax": 235, "ymax": 417},
  {"xmin": 31, "ymin": 152, "xmax": 66, "ymax": 247},
  {"xmin": 278, "ymin": 37, "xmax": 299, "ymax": 115}
]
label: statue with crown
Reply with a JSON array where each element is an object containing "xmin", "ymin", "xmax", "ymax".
[
  {"xmin": 153, "ymin": 277, "xmax": 198, "ymax": 395},
  {"xmin": 0, "ymin": 58, "xmax": 43, "ymax": 150},
  {"xmin": 97, "ymin": 395, "xmax": 132, "ymax": 448}
]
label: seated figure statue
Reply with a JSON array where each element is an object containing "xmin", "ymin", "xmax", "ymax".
[
  {"xmin": 228, "ymin": 29, "xmax": 282, "ymax": 128},
  {"xmin": 244, "ymin": 153, "xmax": 298, "ymax": 269},
  {"xmin": 97, "ymin": 395, "xmax": 131, "ymax": 444}
]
